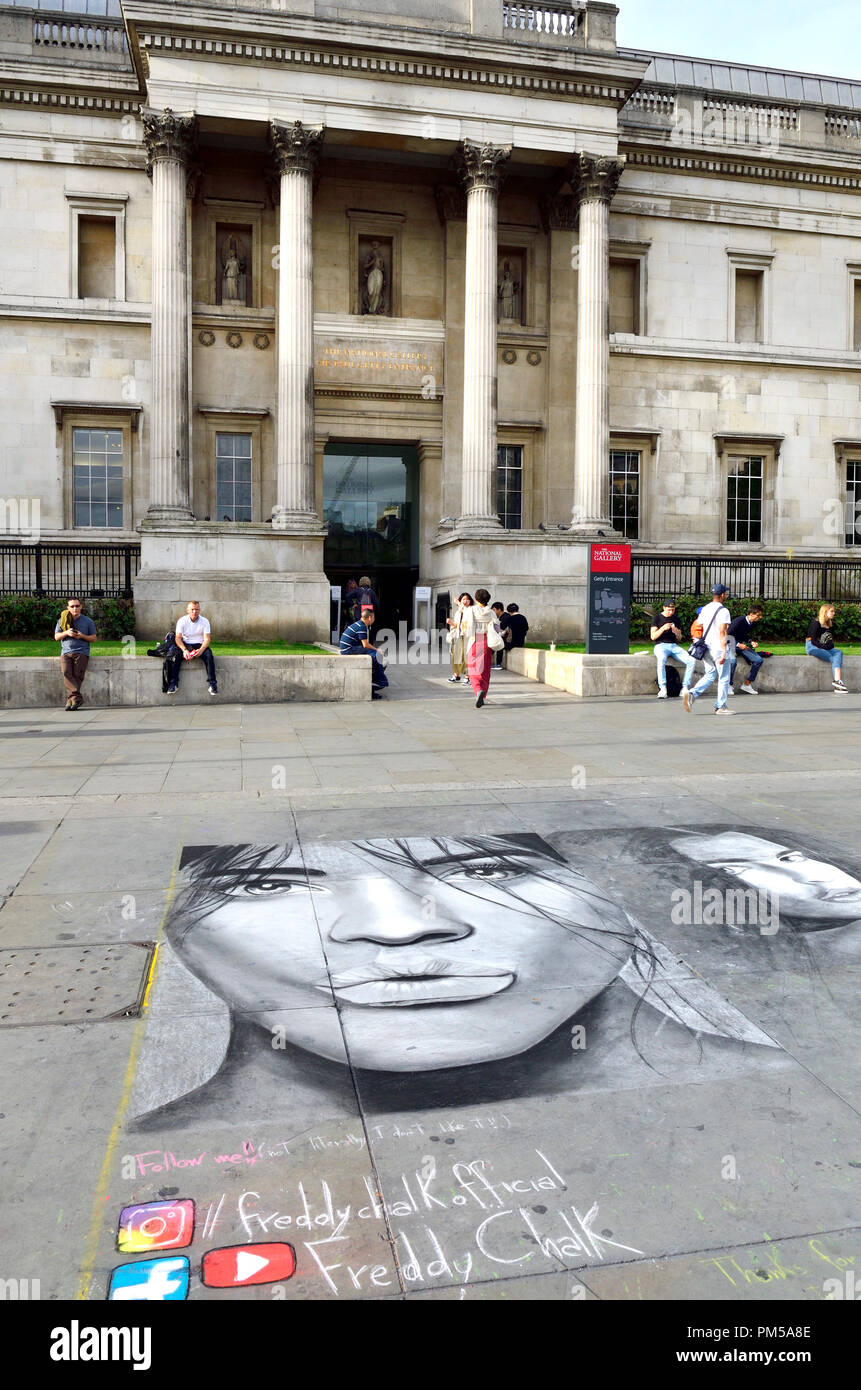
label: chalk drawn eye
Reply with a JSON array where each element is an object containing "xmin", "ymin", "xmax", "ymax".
[
  {"xmin": 231, "ymin": 880, "xmax": 323, "ymax": 897},
  {"xmin": 443, "ymin": 859, "xmax": 523, "ymax": 882},
  {"xmin": 776, "ymin": 851, "xmax": 805, "ymax": 865}
]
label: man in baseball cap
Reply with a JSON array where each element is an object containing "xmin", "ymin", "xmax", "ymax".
[{"xmin": 682, "ymin": 582, "xmax": 735, "ymax": 715}]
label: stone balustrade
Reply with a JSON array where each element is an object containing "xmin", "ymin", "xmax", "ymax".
[{"xmin": 33, "ymin": 15, "xmax": 127, "ymax": 53}]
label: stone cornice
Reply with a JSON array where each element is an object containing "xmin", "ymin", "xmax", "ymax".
[
  {"xmin": 123, "ymin": 3, "xmax": 647, "ymax": 108},
  {"xmin": 621, "ymin": 142, "xmax": 861, "ymax": 192},
  {"xmin": 0, "ymin": 85, "xmax": 140, "ymax": 114}
]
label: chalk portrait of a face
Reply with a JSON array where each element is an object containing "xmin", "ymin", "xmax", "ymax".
[
  {"xmin": 130, "ymin": 833, "xmax": 793, "ymax": 1127},
  {"xmin": 671, "ymin": 831, "xmax": 861, "ymax": 929}
]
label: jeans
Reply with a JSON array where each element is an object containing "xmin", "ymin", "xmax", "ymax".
[
  {"xmin": 690, "ymin": 641, "xmax": 735, "ymax": 709},
  {"xmin": 655, "ymin": 642, "xmax": 696, "ymax": 689},
  {"xmin": 806, "ymin": 640, "xmax": 843, "ymax": 671},
  {"xmin": 169, "ymin": 643, "xmax": 217, "ymax": 689},
  {"xmin": 730, "ymin": 648, "xmax": 764, "ymax": 685},
  {"xmin": 343, "ymin": 651, "xmax": 389, "ymax": 689}
]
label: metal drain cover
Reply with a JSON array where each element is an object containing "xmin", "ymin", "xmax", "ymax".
[{"xmin": 0, "ymin": 943, "xmax": 155, "ymax": 1026}]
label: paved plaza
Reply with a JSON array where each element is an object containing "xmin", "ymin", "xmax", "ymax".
[{"xmin": 0, "ymin": 664, "xmax": 859, "ymax": 1302}]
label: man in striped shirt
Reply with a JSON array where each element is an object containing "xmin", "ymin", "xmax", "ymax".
[{"xmin": 339, "ymin": 605, "xmax": 389, "ymax": 698}]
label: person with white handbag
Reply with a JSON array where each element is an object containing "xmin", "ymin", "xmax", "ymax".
[{"xmin": 461, "ymin": 587, "xmax": 505, "ymax": 708}]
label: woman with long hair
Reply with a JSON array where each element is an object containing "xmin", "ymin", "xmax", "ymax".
[
  {"xmin": 445, "ymin": 591, "xmax": 472, "ymax": 683},
  {"xmin": 460, "ymin": 587, "xmax": 500, "ymax": 708},
  {"xmin": 806, "ymin": 602, "xmax": 848, "ymax": 693}
]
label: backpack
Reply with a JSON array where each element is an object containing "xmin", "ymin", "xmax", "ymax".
[
  {"xmin": 146, "ymin": 632, "xmax": 179, "ymax": 693},
  {"xmin": 659, "ymin": 664, "xmax": 682, "ymax": 698}
]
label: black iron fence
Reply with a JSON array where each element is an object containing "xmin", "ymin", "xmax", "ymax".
[
  {"xmin": 633, "ymin": 555, "xmax": 861, "ymax": 605},
  {"xmin": 0, "ymin": 543, "xmax": 140, "ymax": 598}
]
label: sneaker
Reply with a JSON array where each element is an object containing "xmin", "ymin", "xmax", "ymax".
[
  {"xmin": 166, "ymin": 684, "xmax": 178, "ymax": 695},
  {"xmin": 657, "ymin": 687, "xmax": 668, "ymax": 699},
  {"xmin": 682, "ymin": 688, "xmax": 693, "ymax": 713},
  {"xmin": 741, "ymin": 683, "xmax": 758, "ymax": 695},
  {"xmin": 833, "ymin": 680, "xmax": 848, "ymax": 693},
  {"xmin": 727, "ymin": 686, "xmax": 735, "ymax": 696},
  {"xmin": 715, "ymin": 707, "xmax": 736, "ymax": 715},
  {"xmin": 475, "ymin": 691, "xmax": 485, "ymax": 708},
  {"xmin": 448, "ymin": 675, "xmax": 460, "ymax": 683},
  {"xmin": 208, "ymin": 684, "xmax": 218, "ymax": 696}
]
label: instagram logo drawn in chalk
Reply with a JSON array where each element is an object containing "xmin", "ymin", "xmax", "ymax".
[
  {"xmin": 109, "ymin": 1255, "xmax": 190, "ymax": 1301},
  {"xmin": 117, "ymin": 1198, "xmax": 195, "ymax": 1252}
]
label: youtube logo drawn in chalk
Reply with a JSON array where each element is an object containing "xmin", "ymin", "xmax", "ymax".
[{"xmin": 201, "ymin": 1243, "xmax": 297, "ymax": 1288}]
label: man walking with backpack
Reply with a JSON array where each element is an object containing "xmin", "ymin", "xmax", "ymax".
[{"xmin": 682, "ymin": 583, "xmax": 735, "ymax": 716}]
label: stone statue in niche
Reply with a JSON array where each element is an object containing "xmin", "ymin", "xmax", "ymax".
[
  {"xmin": 497, "ymin": 257, "xmax": 521, "ymax": 323},
  {"xmin": 217, "ymin": 228, "xmax": 250, "ymax": 306},
  {"xmin": 359, "ymin": 237, "xmax": 391, "ymax": 316}
]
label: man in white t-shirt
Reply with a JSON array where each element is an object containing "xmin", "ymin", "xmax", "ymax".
[
  {"xmin": 682, "ymin": 583, "xmax": 736, "ymax": 716},
  {"xmin": 167, "ymin": 600, "xmax": 217, "ymax": 696}
]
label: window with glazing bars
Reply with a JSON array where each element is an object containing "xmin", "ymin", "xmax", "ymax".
[
  {"xmin": 609, "ymin": 449, "xmax": 640, "ymax": 539},
  {"xmin": 73, "ymin": 428, "xmax": 123, "ymax": 527},
  {"xmin": 727, "ymin": 455, "xmax": 763, "ymax": 543},
  {"xmin": 497, "ymin": 445, "xmax": 522, "ymax": 529},
  {"xmin": 847, "ymin": 460, "xmax": 861, "ymax": 546},
  {"xmin": 216, "ymin": 433, "xmax": 252, "ymax": 521}
]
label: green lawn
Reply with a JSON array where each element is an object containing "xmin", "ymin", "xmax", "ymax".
[
  {"xmin": 0, "ymin": 640, "xmax": 322, "ymax": 658},
  {"xmin": 527, "ymin": 642, "xmax": 861, "ymax": 656}
]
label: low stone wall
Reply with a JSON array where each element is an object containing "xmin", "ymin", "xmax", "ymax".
[
  {"xmin": 506, "ymin": 648, "xmax": 860, "ymax": 697},
  {"xmin": 0, "ymin": 655, "xmax": 372, "ymax": 708}
]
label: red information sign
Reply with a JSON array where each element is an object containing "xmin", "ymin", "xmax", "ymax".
[{"xmin": 590, "ymin": 543, "xmax": 631, "ymax": 574}]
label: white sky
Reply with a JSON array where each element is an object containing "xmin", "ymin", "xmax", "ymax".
[{"xmin": 617, "ymin": 0, "xmax": 861, "ymax": 82}]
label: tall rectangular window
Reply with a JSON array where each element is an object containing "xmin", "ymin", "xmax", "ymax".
[
  {"xmin": 727, "ymin": 455, "xmax": 763, "ymax": 542},
  {"xmin": 854, "ymin": 282, "xmax": 861, "ymax": 351},
  {"xmin": 78, "ymin": 216, "xmax": 117, "ymax": 300},
  {"xmin": 609, "ymin": 450, "xmax": 640, "ymax": 539},
  {"xmin": 734, "ymin": 269, "xmax": 763, "ymax": 342},
  {"xmin": 216, "ymin": 433, "xmax": 252, "ymax": 521},
  {"xmin": 847, "ymin": 460, "xmax": 861, "ymax": 546},
  {"xmin": 497, "ymin": 445, "xmax": 522, "ymax": 530},
  {"xmin": 609, "ymin": 259, "xmax": 639, "ymax": 335},
  {"xmin": 73, "ymin": 428, "xmax": 124, "ymax": 527}
]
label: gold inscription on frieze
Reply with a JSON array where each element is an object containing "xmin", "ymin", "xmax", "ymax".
[{"xmin": 315, "ymin": 344, "xmax": 435, "ymax": 373}]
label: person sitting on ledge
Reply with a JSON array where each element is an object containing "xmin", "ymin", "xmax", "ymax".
[
  {"xmin": 167, "ymin": 600, "xmax": 217, "ymax": 697},
  {"xmin": 339, "ymin": 604, "xmax": 388, "ymax": 699}
]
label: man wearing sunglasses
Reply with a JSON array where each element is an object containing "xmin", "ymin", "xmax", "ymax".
[{"xmin": 53, "ymin": 597, "xmax": 97, "ymax": 711}]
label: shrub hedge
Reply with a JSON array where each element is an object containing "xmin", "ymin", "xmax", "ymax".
[
  {"xmin": 631, "ymin": 596, "xmax": 861, "ymax": 644},
  {"xmin": 0, "ymin": 595, "xmax": 135, "ymax": 640}
]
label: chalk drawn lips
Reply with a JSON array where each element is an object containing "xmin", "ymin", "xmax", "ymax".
[{"xmin": 319, "ymin": 958, "xmax": 515, "ymax": 1008}]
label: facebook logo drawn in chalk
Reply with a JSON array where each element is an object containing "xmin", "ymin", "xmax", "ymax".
[
  {"xmin": 117, "ymin": 1198, "xmax": 195, "ymax": 1252},
  {"xmin": 108, "ymin": 1256, "xmax": 190, "ymax": 1301}
]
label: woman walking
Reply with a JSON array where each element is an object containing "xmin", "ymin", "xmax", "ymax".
[
  {"xmin": 461, "ymin": 587, "xmax": 502, "ymax": 708},
  {"xmin": 806, "ymin": 603, "xmax": 848, "ymax": 693},
  {"xmin": 445, "ymin": 591, "xmax": 472, "ymax": 683}
]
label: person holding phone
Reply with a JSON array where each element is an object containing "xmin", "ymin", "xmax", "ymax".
[{"xmin": 53, "ymin": 597, "xmax": 97, "ymax": 711}]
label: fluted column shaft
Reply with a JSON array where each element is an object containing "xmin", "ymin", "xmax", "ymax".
[
  {"xmin": 457, "ymin": 141, "xmax": 510, "ymax": 530},
  {"xmin": 143, "ymin": 110, "xmax": 196, "ymax": 523},
  {"xmin": 269, "ymin": 121, "xmax": 323, "ymax": 530},
  {"xmin": 572, "ymin": 153, "xmax": 625, "ymax": 532}
]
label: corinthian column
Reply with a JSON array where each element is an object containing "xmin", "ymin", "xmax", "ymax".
[
  {"xmin": 571, "ymin": 152, "xmax": 625, "ymax": 533},
  {"xmin": 143, "ymin": 108, "xmax": 197, "ymax": 523},
  {"xmin": 268, "ymin": 120, "xmax": 324, "ymax": 530},
  {"xmin": 456, "ymin": 140, "xmax": 510, "ymax": 531}
]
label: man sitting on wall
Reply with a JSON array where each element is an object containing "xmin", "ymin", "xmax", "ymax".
[
  {"xmin": 167, "ymin": 600, "xmax": 217, "ymax": 696},
  {"xmin": 339, "ymin": 604, "xmax": 388, "ymax": 699}
]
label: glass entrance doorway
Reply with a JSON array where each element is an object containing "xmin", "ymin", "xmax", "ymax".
[{"xmin": 323, "ymin": 443, "xmax": 419, "ymax": 633}]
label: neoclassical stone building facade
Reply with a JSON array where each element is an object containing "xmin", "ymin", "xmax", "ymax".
[{"xmin": 1, "ymin": 0, "xmax": 861, "ymax": 638}]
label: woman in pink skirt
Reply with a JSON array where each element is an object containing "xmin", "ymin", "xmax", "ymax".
[{"xmin": 461, "ymin": 587, "xmax": 501, "ymax": 708}]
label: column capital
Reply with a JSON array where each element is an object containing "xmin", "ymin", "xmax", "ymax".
[
  {"xmin": 540, "ymin": 192, "xmax": 577, "ymax": 233},
  {"xmin": 570, "ymin": 151, "xmax": 625, "ymax": 205},
  {"xmin": 142, "ymin": 108, "xmax": 198, "ymax": 179},
  {"xmin": 455, "ymin": 140, "xmax": 511, "ymax": 194},
  {"xmin": 269, "ymin": 120, "xmax": 324, "ymax": 178}
]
